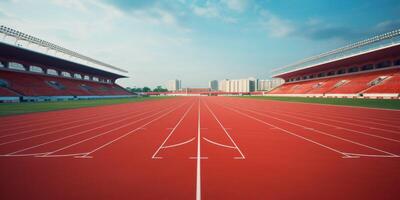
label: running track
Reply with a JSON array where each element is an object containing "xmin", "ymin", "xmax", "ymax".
[{"xmin": 0, "ymin": 97, "xmax": 399, "ymax": 199}]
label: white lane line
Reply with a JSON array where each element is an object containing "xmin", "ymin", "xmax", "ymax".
[
  {"xmin": 152, "ymin": 103, "xmax": 195, "ymax": 159},
  {"xmin": 0, "ymin": 101, "xmax": 176, "ymax": 139},
  {"xmin": 264, "ymin": 109, "xmax": 400, "ymax": 143},
  {"xmin": 189, "ymin": 157, "xmax": 208, "ymax": 159},
  {"xmin": 0, "ymin": 152, "xmax": 51, "ymax": 157},
  {"xmin": 279, "ymin": 110, "xmax": 400, "ymax": 135},
  {"xmin": 0, "ymin": 103, "xmax": 169, "ymax": 147},
  {"xmin": 74, "ymin": 102, "xmax": 186, "ymax": 158},
  {"xmin": 0, "ymin": 113, "xmax": 98, "ymax": 136},
  {"xmin": 0, "ymin": 112, "xmax": 112, "ymax": 139},
  {"xmin": 281, "ymin": 108, "xmax": 400, "ymax": 129},
  {"xmin": 5, "ymin": 106, "xmax": 167, "ymax": 156},
  {"xmin": 202, "ymin": 137, "xmax": 235, "ymax": 149},
  {"xmin": 39, "ymin": 104, "xmax": 180, "ymax": 157},
  {"xmin": 204, "ymin": 101, "xmax": 245, "ymax": 159},
  {"xmin": 39, "ymin": 153, "xmax": 90, "ymax": 158},
  {"xmin": 222, "ymin": 104, "xmax": 348, "ymax": 157},
  {"xmin": 343, "ymin": 153, "xmax": 400, "ymax": 158},
  {"xmin": 196, "ymin": 97, "xmax": 202, "ymax": 200},
  {"xmin": 161, "ymin": 137, "xmax": 196, "ymax": 149},
  {"xmin": 230, "ymin": 104, "xmax": 399, "ymax": 157}
]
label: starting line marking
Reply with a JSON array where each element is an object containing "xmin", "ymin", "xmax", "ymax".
[
  {"xmin": 151, "ymin": 103, "xmax": 195, "ymax": 159},
  {"xmin": 189, "ymin": 156, "xmax": 208, "ymax": 159}
]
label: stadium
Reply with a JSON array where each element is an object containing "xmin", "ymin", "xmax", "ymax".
[{"xmin": 0, "ymin": 2, "xmax": 399, "ymax": 200}]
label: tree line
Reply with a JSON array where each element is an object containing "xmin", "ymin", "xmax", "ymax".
[{"xmin": 126, "ymin": 86, "xmax": 168, "ymax": 93}]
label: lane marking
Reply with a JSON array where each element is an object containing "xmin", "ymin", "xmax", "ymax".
[
  {"xmin": 222, "ymin": 104, "xmax": 350, "ymax": 157},
  {"xmin": 230, "ymin": 104, "xmax": 399, "ymax": 157},
  {"xmin": 161, "ymin": 137, "xmax": 196, "ymax": 149},
  {"xmin": 5, "ymin": 106, "xmax": 171, "ymax": 156},
  {"xmin": 267, "ymin": 109, "xmax": 400, "ymax": 143},
  {"xmin": 152, "ymin": 103, "xmax": 195, "ymax": 159},
  {"xmin": 189, "ymin": 157, "xmax": 208, "ymax": 159},
  {"xmin": 196, "ymin": 97, "xmax": 201, "ymax": 200},
  {"xmin": 343, "ymin": 152, "xmax": 400, "ymax": 158},
  {"xmin": 0, "ymin": 105, "xmax": 163, "ymax": 147},
  {"xmin": 202, "ymin": 137, "xmax": 236, "ymax": 149},
  {"xmin": 74, "ymin": 102, "xmax": 186, "ymax": 158},
  {"xmin": 233, "ymin": 101, "xmax": 400, "ymax": 142},
  {"xmin": 277, "ymin": 110, "xmax": 400, "ymax": 135},
  {"xmin": 40, "ymin": 103, "xmax": 181, "ymax": 158},
  {"xmin": 204, "ymin": 101, "xmax": 245, "ymax": 159},
  {"xmin": 0, "ymin": 152, "xmax": 52, "ymax": 157}
]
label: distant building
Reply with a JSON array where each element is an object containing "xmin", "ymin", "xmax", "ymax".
[
  {"xmin": 165, "ymin": 79, "xmax": 182, "ymax": 91},
  {"xmin": 257, "ymin": 78, "xmax": 284, "ymax": 91},
  {"xmin": 218, "ymin": 78, "xmax": 256, "ymax": 92},
  {"xmin": 209, "ymin": 80, "xmax": 219, "ymax": 91}
]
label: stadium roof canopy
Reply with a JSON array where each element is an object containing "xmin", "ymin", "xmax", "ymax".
[
  {"xmin": 0, "ymin": 25, "xmax": 128, "ymax": 79},
  {"xmin": 271, "ymin": 29, "xmax": 400, "ymax": 79}
]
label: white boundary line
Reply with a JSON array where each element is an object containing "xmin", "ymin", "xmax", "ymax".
[
  {"xmin": 0, "ymin": 112, "xmax": 115, "ymax": 139},
  {"xmin": 228, "ymin": 103, "xmax": 400, "ymax": 157},
  {"xmin": 237, "ymin": 96, "xmax": 400, "ymax": 112},
  {"xmin": 0, "ymin": 99, "xmax": 169, "ymax": 129},
  {"xmin": 0, "ymin": 104, "xmax": 165, "ymax": 147},
  {"xmin": 289, "ymin": 110, "xmax": 400, "ymax": 129},
  {"xmin": 262, "ymin": 109, "xmax": 400, "ymax": 143},
  {"xmin": 152, "ymin": 103, "xmax": 195, "ymax": 159},
  {"xmin": 0, "ymin": 100, "xmax": 175, "ymax": 138},
  {"xmin": 38, "ymin": 103, "xmax": 181, "ymax": 158},
  {"xmin": 0, "ymin": 112, "xmax": 101, "ymax": 135},
  {"xmin": 202, "ymin": 137, "xmax": 235, "ymax": 149},
  {"xmin": 204, "ymin": 101, "xmax": 245, "ymax": 159},
  {"xmin": 162, "ymin": 137, "xmax": 196, "ymax": 149},
  {"xmin": 72, "ymin": 102, "xmax": 186, "ymax": 158},
  {"xmin": 222, "ymin": 103, "xmax": 398, "ymax": 158},
  {"xmin": 196, "ymin": 97, "xmax": 201, "ymax": 200},
  {"xmin": 4, "ymin": 105, "xmax": 170, "ymax": 156},
  {"xmin": 277, "ymin": 110, "xmax": 400, "ymax": 135}
]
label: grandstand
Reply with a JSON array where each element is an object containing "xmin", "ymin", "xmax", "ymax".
[
  {"xmin": 268, "ymin": 29, "xmax": 400, "ymax": 99},
  {"xmin": 0, "ymin": 26, "xmax": 133, "ymax": 102}
]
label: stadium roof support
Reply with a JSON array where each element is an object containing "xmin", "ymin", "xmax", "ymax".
[
  {"xmin": 271, "ymin": 29, "xmax": 400, "ymax": 77},
  {"xmin": 0, "ymin": 25, "xmax": 128, "ymax": 74}
]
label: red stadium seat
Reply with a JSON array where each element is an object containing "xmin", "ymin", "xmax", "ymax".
[
  {"xmin": 269, "ymin": 68, "xmax": 400, "ymax": 95},
  {"xmin": 0, "ymin": 70, "xmax": 131, "ymax": 97}
]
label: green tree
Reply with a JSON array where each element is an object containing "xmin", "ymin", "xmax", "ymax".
[
  {"xmin": 153, "ymin": 86, "xmax": 168, "ymax": 92},
  {"xmin": 142, "ymin": 87, "xmax": 151, "ymax": 92}
]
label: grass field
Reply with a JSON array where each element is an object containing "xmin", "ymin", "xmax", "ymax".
[
  {"xmin": 0, "ymin": 96, "xmax": 173, "ymax": 116},
  {"xmin": 238, "ymin": 96, "xmax": 400, "ymax": 110}
]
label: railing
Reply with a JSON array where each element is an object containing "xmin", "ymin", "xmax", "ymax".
[
  {"xmin": 271, "ymin": 29, "xmax": 400, "ymax": 76},
  {"xmin": 0, "ymin": 25, "xmax": 128, "ymax": 74}
]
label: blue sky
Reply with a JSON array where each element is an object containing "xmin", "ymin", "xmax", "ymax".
[{"xmin": 0, "ymin": 0, "xmax": 399, "ymax": 88}]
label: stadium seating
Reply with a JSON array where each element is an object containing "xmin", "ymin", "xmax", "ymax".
[
  {"xmin": 0, "ymin": 70, "xmax": 131, "ymax": 96},
  {"xmin": 363, "ymin": 73, "xmax": 400, "ymax": 93},
  {"xmin": 269, "ymin": 68, "xmax": 400, "ymax": 95},
  {"xmin": 0, "ymin": 87, "xmax": 19, "ymax": 96}
]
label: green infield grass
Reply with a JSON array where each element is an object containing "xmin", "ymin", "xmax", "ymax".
[
  {"xmin": 237, "ymin": 96, "xmax": 400, "ymax": 110},
  {"xmin": 0, "ymin": 96, "xmax": 173, "ymax": 117}
]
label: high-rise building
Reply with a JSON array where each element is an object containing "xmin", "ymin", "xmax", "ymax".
[
  {"xmin": 209, "ymin": 80, "xmax": 219, "ymax": 91},
  {"xmin": 257, "ymin": 78, "xmax": 284, "ymax": 91},
  {"xmin": 218, "ymin": 78, "xmax": 256, "ymax": 92},
  {"xmin": 165, "ymin": 79, "xmax": 182, "ymax": 91}
]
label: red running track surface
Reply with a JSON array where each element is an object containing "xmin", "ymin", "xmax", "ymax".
[{"xmin": 0, "ymin": 96, "xmax": 399, "ymax": 200}]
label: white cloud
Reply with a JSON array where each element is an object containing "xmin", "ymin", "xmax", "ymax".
[
  {"xmin": 192, "ymin": 4, "xmax": 220, "ymax": 18},
  {"xmin": 50, "ymin": 0, "xmax": 89, "ymax": 12},
  {"xmin": 191, "ymin": 1, "xmax": 238, "ymax": 23},
  {"xmin": 221, "ymin": 0, "xmax": 249, "ymax": 12},
  {"xmin": 260, "ymin": 10, "xmax": 294, "ymax": 38}
]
